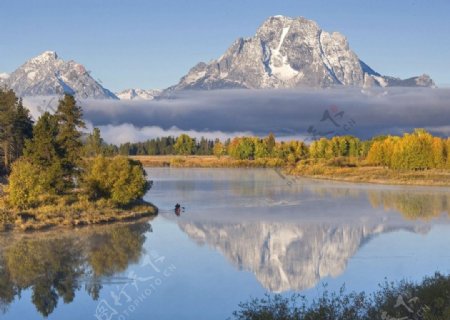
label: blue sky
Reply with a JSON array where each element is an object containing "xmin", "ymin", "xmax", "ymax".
[{"xmin": 1, "ymin": 0, "xmax": 449, "ymax": 91}]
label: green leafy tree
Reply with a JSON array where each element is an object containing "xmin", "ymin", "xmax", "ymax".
[
  {"xmin": 274, "ymin": 141, "xmax": 307, "ymax": 164},
  {"xmin": 310, "ymin": 138, "xmax": 332, "ymax": 159},
  {"xmin": 335, "ymin": 137, "xmax": 349, "ymax": 157},
  {"xmin": 213, "ymin": 140, "xmax": 226, "ymax": 158},
  {"xmin": 253, "ymin": 138, "xmax": 270, "ymax": 159},
  {"xmin": 447, "ymin": 138, "xmax": 450, "ymax": 169},
  {"xmin": 228, "ymin": 137, "xmax": 255, "ymax": 160},
  {"xmin": 309, "ymin": 139, "xmax": 321, "ymax": 159},
  {"xmin": 367, "ymin": 136, "xmax": 398, "ymax": 168},
  {"xmin": 367, "ymin": 141, "xmax": 384, "ymax": 165},
  {"xmin": 7, "ymin": 158, "xmax": 44, "ymax": 208},
  {"xmin": 359, "ymin": 140, "xmax": 372, "ymax": 158},
  {"xmin": 174, "ymin": 134, "xmax": 194, "ymax": 156},
  {"xmin": 81, "ymin": 156, "xmax": 150, "ymax": 206},
  {"xmin": 391, "ymin": 129, "xmax": 433, "ymax": 170},
  {"xmin": 348, "ymin": 137, "xmax": 361, "ymax": 157},
  {"xmin": 431, "ymin": 137, "xmax": 445, "ymax": 168},
  {"xmin": 8, "ymin": 112, "xmax": 66, "ymax": 208},
  {"xmin": 7, "ymin": 158, "xmax": 65, "ymax": 208}
]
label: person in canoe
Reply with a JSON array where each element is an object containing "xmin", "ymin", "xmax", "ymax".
[{"xmin": 175, "ymin": 203, "xmax": 181, "ymax": 216}]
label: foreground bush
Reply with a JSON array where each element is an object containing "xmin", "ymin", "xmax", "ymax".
[
  {"xmin": 81, "ymin": 156, "xmax": 150, "ymax": 206},
  {"xmin": 7, "ymin": 156, "xmax": 151, "ymax": 210},
  {"xmin": 232, "ymin": 273, "xmax": 450, "ymax": 320},
  {"xmin": 7, "ymin": 159, "xmax": 44, "ymax": 208},
  {"xmin": 7, "ymin": 159, "xmax": 65, "ymax": 208}
]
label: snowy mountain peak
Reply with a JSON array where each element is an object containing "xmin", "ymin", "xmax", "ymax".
[
  {"xmin": 415, "ymin": 74, "xmax": 435, "ymax": 87},
  {"xmin": 30, "ymin": 51, "xmax": 58, "ymax": 64},
  {"xmin": 3, "ymin": 51, "xmax": 117, "ymax": 99},
  {"xmin": 167, "ymin": 15, "xmax": 434, "ymax": 91},
  {"xmin": 0, "ymin": 73, "xmax": 9, "ymax": 80},
  {"xmin": 116, "ymin": 88, "xmax": 161, "ymax": 100},
  {"xmin": 267, "ymin": 15, "xmax": 294, "ymax": 24}
]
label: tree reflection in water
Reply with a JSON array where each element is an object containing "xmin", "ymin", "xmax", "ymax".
[
  {"xmin": 367, "ymin": 190, "xmax": 450, "ymax": 220},
  {"xmin": 0, "ymin": 221, "xmax": 151, "ymax": 317},
  {"xmin": 305, "ymin": 183, "xmax": 449, "ymax": 221}
]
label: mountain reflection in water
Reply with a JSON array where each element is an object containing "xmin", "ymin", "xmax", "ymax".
[
  {"xmin": 153, "ymin": 169, "xmax": 449, "ymax": 293},
  {"xmin": 178, "ymin": 221, "xmax": 432, "ymax": 293},
  {"xmin": 0, "ymin": 168, "xmax": 449, "ymax": 319}
]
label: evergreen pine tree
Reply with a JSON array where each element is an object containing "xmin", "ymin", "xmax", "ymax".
[
  {"xmin": 12, "ymin": 100, "xmax": 34, "ymax": 160},
  {"xmin": 84, "ymin": 127, "xmax": 104, "ymax": 157},
  {"xmin": 0, "ymin": 89, "xmax": 34, "ymax": 171},
  {"xmin": 266, "ymin": 133, "xmax": 276, "ymax": 155},
  {"xmin": 55, "ymin": 94, "xmax": 86, "ymax": 172},
  {"xmin": 24, "ymin": 113, "xmax": 60, "ymax": 168}
]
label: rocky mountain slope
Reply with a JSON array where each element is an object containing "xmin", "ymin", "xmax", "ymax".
[
  {"xmin": 167, "ymin": 15, "xmax": 435, "ymax": 91},
  {"xmin": 1, "ymin": 51, "xmax": 117, "ymax": 99},
  {"xmin": 1, "ymin": 17, "xmax": 435, "ymax": 99}
]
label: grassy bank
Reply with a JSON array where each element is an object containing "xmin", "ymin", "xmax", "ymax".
[
  {"xmin": 289, "ymin": 160, "xmax": 450, "ymax": 186},
  {"xmin": 0, "ymin": 196, "xmax": 157, "ymax": 232},
  {"xmin": 131, "ymin": 155, "xmax": 284, "ymax": 168},
  {"xmin": 132, "ymin": 155, "xmax": 450, "ymax": 187}
]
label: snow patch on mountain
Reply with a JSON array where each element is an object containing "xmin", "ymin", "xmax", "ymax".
[
  {"xmin": 0, "ymin": 73, "xmax": 10, "ymax": 80},
  {"xmin": 269, "ymin": 25, "xmax": 299, "ymax": 81}
]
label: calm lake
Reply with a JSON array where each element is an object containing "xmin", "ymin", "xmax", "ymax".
[{"xmin": 1, "ymin": 168, "xmax": 449, "ymax": 319}]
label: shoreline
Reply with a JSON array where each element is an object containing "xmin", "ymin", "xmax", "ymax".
[
  {"xmin": 287, "ymin": 170, "xmax": 450, "ymax": 187},
  {"xmin": 134, "ymin": 155, "xmax": 450, "ymax": 187},
  {"xmin": 288, "ymin": 164, "xmax": 450, "ymax": 187},
  {"xmin": 0, "ymin": 215, "xmax": 155, "ymax": 247},
  {"xmin": 0, "ymin": 200, "xmax": 158, "ymax": 232},
  {"xmin": 130, "ymin": 155, "xmax": 283, "ymax": 168}
]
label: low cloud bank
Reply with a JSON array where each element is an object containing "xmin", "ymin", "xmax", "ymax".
[
  {"xmin": 92, "ymin": 123, "xmax": 252, "ymax": 145},
  {"xmin": 24, "ymin": 87, "xmax": 450, "ymax": 144}
]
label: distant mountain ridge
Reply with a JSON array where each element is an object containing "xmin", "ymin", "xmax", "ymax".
[
  {"xmin": 116, "ymin": 88, "xmax": 161, "ymax": 100},
  {"xmin": 0, "ymin": 17, "xmax": 435, "ymax": 100},
  {"xmin": 0, "ymin": 51, "xmax": 118, "ymax": 99},
  {"xmin": 166, "ymin": 15, "xmax": 435, "ymax": 92}
]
